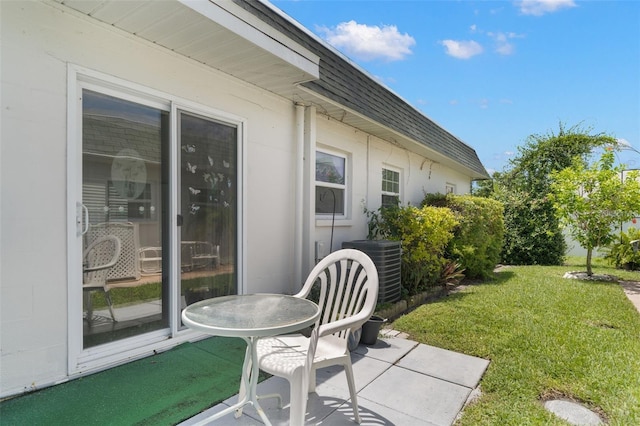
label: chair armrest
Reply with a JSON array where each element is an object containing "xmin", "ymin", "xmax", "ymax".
[
  {"xmin": 84, "ymin": 263, "xmax": 115, "ymax": 273},
  {"xmin": 317, "ymin": 311, "xmax": 372, "ymax": 337}
]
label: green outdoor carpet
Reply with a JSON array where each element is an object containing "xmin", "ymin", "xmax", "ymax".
[{"xmin": 0, "ymin": 337, "xmax": 249, "ymax": 425}]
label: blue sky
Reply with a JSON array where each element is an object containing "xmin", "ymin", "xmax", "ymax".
[{"xmin": 270, "ymin": 0, "xmax": 640, "ymax": 175}]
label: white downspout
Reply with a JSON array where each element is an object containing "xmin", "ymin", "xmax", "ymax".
[
  {"xmin": 366, "ymin": 135, "xmax": 371, "ymax": 211},
  {"xmin": 294, "ymin": 102, "xmax": 305, "ymax": 291}
]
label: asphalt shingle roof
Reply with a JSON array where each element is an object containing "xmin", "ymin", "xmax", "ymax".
[{"xmin": 234, "ymin": 0, "xmax": 489, "ymax": 179}]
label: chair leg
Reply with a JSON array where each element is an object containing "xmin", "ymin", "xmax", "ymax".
[
  {"xmin": 104, "ymin": 291, "xmax": 117, "ymax": 322},
  {"xmin": 308, "ymin": 365, "xmax": 317, "ymax": 393},
  {"xmin": 84, "ymin": 290, "xmax": 93, "ymax": 324},
  {"xmin": 344, "ymin": 361, "xmax": 361, "ymax": 424},
  {"xmin": 289, "ymin": 376, "xmax": 308, "ymax": 426}
]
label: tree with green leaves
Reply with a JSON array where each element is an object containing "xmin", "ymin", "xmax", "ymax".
[
  {"xmin": 551, "ymin": 150, "xmax": 640, "ymax": 275},
  {"xmin": 492, "ymin": 124, "xmax": 614, "ymax": 265}
]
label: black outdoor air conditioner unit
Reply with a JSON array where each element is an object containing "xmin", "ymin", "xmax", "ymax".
[{"xmin": 342, "ymin": 240, "xmax": 401, "ymax": 304}]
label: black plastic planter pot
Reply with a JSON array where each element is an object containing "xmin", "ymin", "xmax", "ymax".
[{"xmin": 360, "ymin": 315, "xmax": 387, "ymax": 345}]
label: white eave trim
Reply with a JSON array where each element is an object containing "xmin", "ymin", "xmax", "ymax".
[{"xmin": 181, "ymin": 0, "xmax": 320, "ymax": 80}]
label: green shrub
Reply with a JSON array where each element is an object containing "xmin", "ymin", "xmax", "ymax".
[
  {"xmin": 499, "ymin": 190, "xmax": 566, "ymax": 265},
  {"xmin": 366, "ymin": 203, "xmax": 458, "ymax": 295},
  {"xmin": 601, "ymin": 227, "xmax": 640, "ymax": 270},
  {"xmin": 422, "ymin": 194, "xmax": 504, "ymax": 279}
]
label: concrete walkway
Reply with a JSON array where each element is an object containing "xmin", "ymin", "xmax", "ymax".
[
  {"xmin": 620, "ymin": 280, "xmax": 640, "ymax": 313},
  {"xmin": 180, "ymin": 331, "xmax": 489, "ymax": 425}
]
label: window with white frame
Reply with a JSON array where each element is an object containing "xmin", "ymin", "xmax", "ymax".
[
  {"xmin": 445, "ymin": 183, "xmax": 456, "ymax": 194},
  {"xmin": 382, "ymin": 167, "xmax": 401, "ymax": 207},
  {"xmin": 315, "ymin": 149, "xmax": 347, "ymax": 217}
]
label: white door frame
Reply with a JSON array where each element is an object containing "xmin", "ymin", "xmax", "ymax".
[{"xmin": 66, "ymin": 64, "xmax": 247, "ymax": 376}]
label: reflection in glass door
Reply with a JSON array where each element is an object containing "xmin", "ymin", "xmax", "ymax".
[
  {"xmin": 81, "ymin": 89, "xmax": 169, "ymax": 348},
  {"xmin": 178, "ymin": 112, "xmax": 237, "ymax": 314}
]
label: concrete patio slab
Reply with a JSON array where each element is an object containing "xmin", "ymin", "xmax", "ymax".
[
  {"xmin": 316, "ymin": 352, "xmax": 392, "ymax": 392},
  {"xmin": 320, "ymin": 396, "xmax": 440, "ymax": 425},
  {"xmin": 179, "ymin": 335, "xmax": 489, "ymax": 426},
  {"xmin": 397, "ymin": 344, "xmax": 490, "ymax": 389},
  {"xmin": 225, "ymin": 377, "xmax": 351, "ymax": 426},
  {"xmin": 353, "ymin": 336, "xmax": 419, "ymax": 364},
  {"xmin": 357, "ymin": 365, "xmax": 472, "ymax": 426}
]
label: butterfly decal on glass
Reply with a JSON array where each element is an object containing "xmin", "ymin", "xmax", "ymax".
[
  {"xmin": 182, "ymin": 144, "xmax": 196, "ymax": 153},
  {"xmin": 186, "ymin": 162, "xmax": 197, "ymax": 173}
]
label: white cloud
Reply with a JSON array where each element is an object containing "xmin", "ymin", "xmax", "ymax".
[
  {"xmin": 488, "ymin": 32, "xmax": 525, "ymax": 55},
  {"xmin": 371, "ymin": 74, "xmax": 397, "ymax": 86},
  {"xmin": 616, "ymin": 138, "xmax": 639, "ymax": 152},
  {"xmin": 616, "ymin": 138, "xmax": 631, "ymax": 148},
  {"xmin": 497, "ymin": 41, "xmax": 515, "ymax": 55},
  {"xmin": 440, "ymin": 39, "xmax": 484, "ymax": 59},
  {"xmin": 517, "ymin": 0, "xmax": 576, "ymax": 16},
  {"xmin": 318, "ymin": 20, "xmax": 415, "ymax": 62},
  {"xmin": 490, "ymin": 32, "xmax": 514, "ymax": 55}
]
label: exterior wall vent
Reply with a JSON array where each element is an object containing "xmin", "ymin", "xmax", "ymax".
[{"xmin": 342, "ymin": 240, "xmax": 401, "ymax": 304}]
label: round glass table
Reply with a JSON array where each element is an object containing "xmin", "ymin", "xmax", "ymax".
[{"xmin": 182, "ymin": 294, "xmax": 320, "ymax": 425}]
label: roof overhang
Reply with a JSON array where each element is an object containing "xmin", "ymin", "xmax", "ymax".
[
  {"xmin": 296, "ymin": 86, "xmax": 489, "ymax": 180},
  {"xmin": 55, "ymin": 0, "xmax": 487, "ymax": 180},
  {"xmin": 54, "ymin": 0, "xmax": 320, "ymax": 96}
]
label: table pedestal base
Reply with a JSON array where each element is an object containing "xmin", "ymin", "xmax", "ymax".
[{"xmin": 191, "ymin": 336, "xmax": 273, "ymax": 426}]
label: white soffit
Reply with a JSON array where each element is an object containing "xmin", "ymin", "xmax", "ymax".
[{"xmin": 55, "ymin": 0, "xmax": 320, "ymax": 96}]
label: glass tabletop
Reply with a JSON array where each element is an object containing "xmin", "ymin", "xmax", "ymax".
[{"xmin": 182, "ymin": 294, "xmax": 320, "ymax": 337}]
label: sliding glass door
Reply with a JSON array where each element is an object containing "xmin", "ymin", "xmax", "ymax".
[
  {"xmin": 81, "ymin": 89, "xmax": 168, "ymax": 348},
  {"xmin": 178, "ymin": 112, "xmax": 237, "ymax": 312},
  {"xmin": 78, "ymin": 83, "xmax": 239, "ymax": 352}
]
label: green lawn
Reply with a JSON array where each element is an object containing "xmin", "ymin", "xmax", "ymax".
[
  {"xmin": 393, "ymin": 258, "xmax": 640, "ymax": 425},
  {"xmin": 91, "ymin": 273, "xmax": 235, "ymax": 308}
]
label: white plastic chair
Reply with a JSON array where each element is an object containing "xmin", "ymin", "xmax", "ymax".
[
  {"xmin": 255, "ymin": 249, "xmax": 379, "ymax": 425},
  {"xmin": 83, "ymin": 235, "xmax": 122, "ymax": 322}
]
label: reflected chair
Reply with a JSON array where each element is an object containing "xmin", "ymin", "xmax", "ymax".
[
  {"xmin": 254, "ymin": 249, "xmax": 379, "ymax": 425},
  {"xmin": 87, "ymin": 222, "xmax": 139, "ymax": 280},
  {"xmin": 138, "ymin": 246, "xmax": 162, "ymax": 275},
  {"xmin": 83, "ymin": 235, "xmax": 122, "ymax": 323}
]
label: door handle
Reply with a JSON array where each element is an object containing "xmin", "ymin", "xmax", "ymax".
[{"xmin": 76, "ymin": 202, "xmax": 89, "ymax": 236}]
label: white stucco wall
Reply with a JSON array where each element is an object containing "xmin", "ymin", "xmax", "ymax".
[
  {"xmin": 0, "ymin": 0, "xmax": 300, "ymax": 396},
  {"xmin": 1, "ymin": 0, "xmax": 476, "ymax": 397},
  {"xmin": 311, "ymin": 116, "xmax": 472, "ymax": 255}
]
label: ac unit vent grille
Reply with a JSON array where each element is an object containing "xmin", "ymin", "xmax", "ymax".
[{"xmin": 342, "ymin": 240, "xmax": 401, "ymax": 304}]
